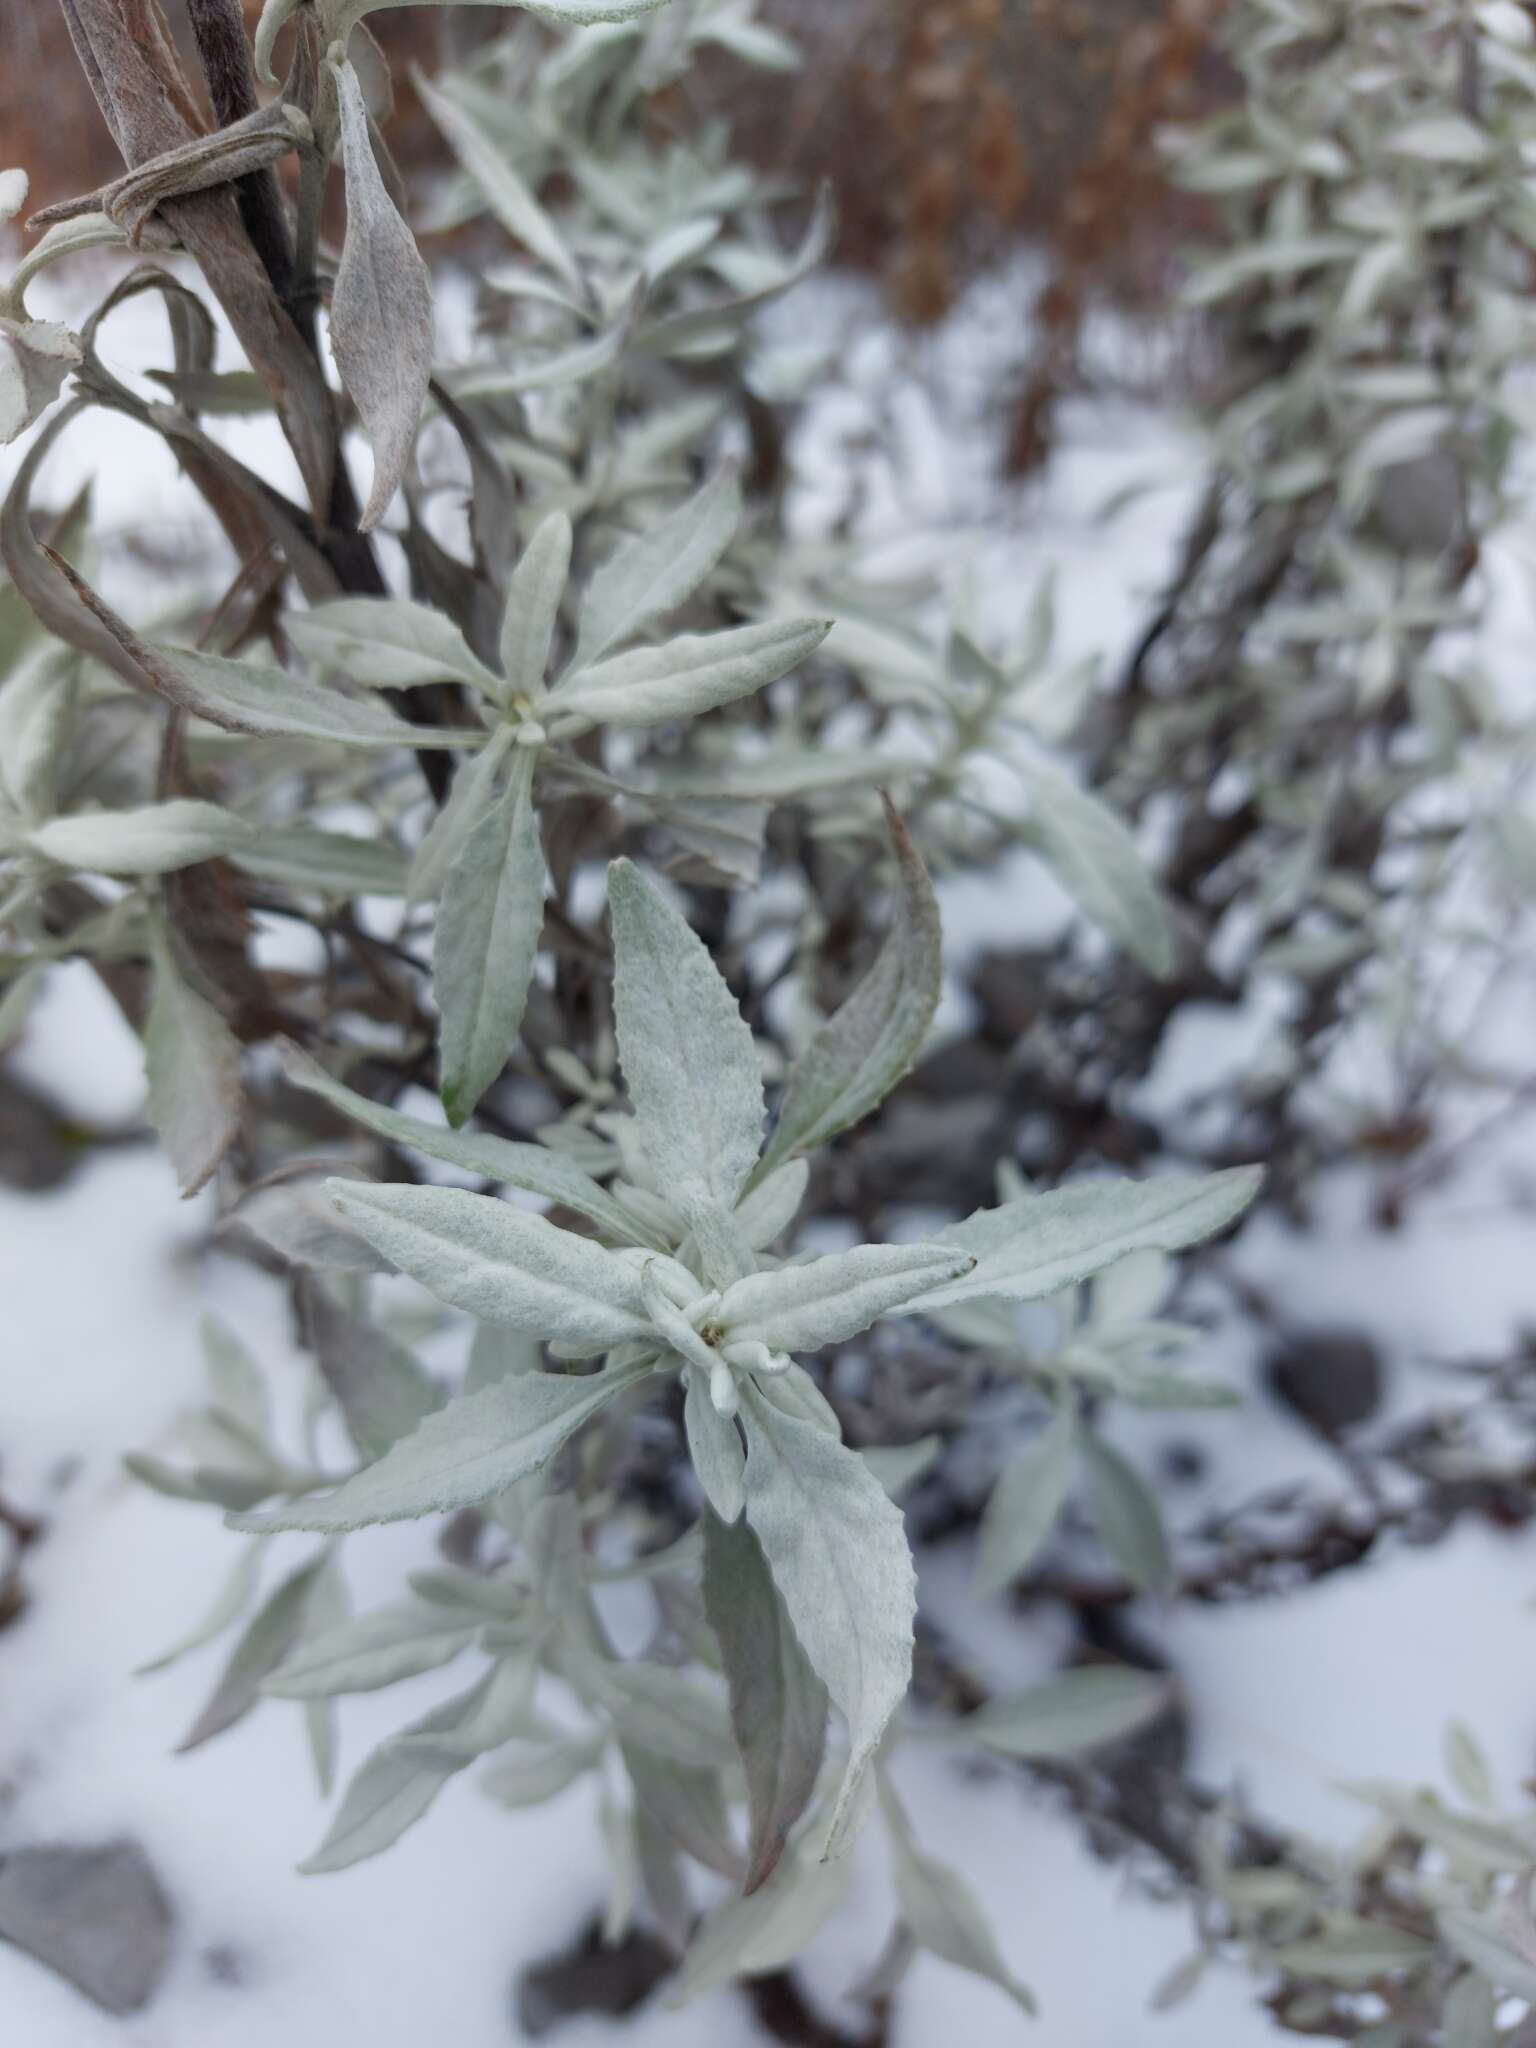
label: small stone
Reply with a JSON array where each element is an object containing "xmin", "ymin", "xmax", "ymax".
[
  {"xmin": 0, "ymin": 1839, "xmax": 174, "ymax": 2016},
  {"xmin": 1266, "ymin": 1328, "xmax": 1384, "ymax": 1438}
]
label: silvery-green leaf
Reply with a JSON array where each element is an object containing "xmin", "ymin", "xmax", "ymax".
[
  {"xmin": 719, "ymin": 1243, "xmax": 969, "ymax": 1355},
  {"xmin": 0, "ymin": 317, "xmax": 81, "ymax": 446},
  {"xmin": 861, "ymin": 1436, "xmax": 941, "ymax": 1500},
  {"xmin": 138, "ymin": 641, "xmax": 469, "ymax": 748},
  {"xmin": 756, "ymin": 798, "xmax": 941, "ymax": 1176},
  {"xmin": 324, "ymin": 1182, "xmax": 652, "ymax": 1344},
  {"xmin": 202, "ymin": 1315, "xmax": 269, "ymax": 1438},
  {"xmin": 621, "ymin": 1741, "xmax": 743, "ymax": 1881},
  {"xmin": 739, "ymin": 1384, "xmax": 914, "ymax": 1857},
  {"xmin": 1441, "ymin": 1970, "xmax": 1498, "ymax": 2048},
  {"xmin": 135, "ymin": 1542, "xmax": 262, "ymax": 1676},
  {"xmin": 734, "ymin": 1160, "xmax": 808, "ymax": 1249},
  {"xmin": 304, "ymin": 1287, "xmax": 445, "ymax": 1457},
  {"xmin": 609, "ymin": 858, "xmax": 764, "ymax": 1225},
  {"xmin": 176, "ymin": 1552, "xmax": 328, "ymax": 1752},
  {"xmin": 408, "ymin": 1566, "xmax": 527, "ymax": 1620},
  {"xmin": 276, "ymin": 1043, "xmax": 654, "ymax": 1246},
  {"xmin": 1271, "ymin": 1918, "xmax": 1435, "ymax": 1984},
  {"xmin": 331, "ymin": 61, "xmax": 434, "ymax": 531},
  {"xmin": 414, "ymin": 71, "xmax": 581, "ymax": 298},
  {"xmin": 973, "ymin": 1400, "xmax": 1075, "ymax": 1598},
  {"xmin": 1080, "ymin": 1430, "xmax": 1173, "ymax": 1593},
  {"xmin": 265, "ymin": 1602, "xmax": 479, "ymax": 1699},
  {"xmin": 1015, "ymin": 753, "xmax": 1174, "ymax": 977},
  {"xmin": 0, "ymin": 649, "xmax": 75, "ymax": 821},
  {"xmin": 300, "ymin": 1655, "xmax": 536, "ymax": 1875},
  {"xmin": 548, "ymin": 617, "xmax": 831, "ymax": 735},
  {"xmin": 639, "ymin": 186, "xmax": 834, "ymax": 356},
  {"xmin": 910, "ymin": 1168, "xmax": 1262, "ymax": 1311},
  {"xmin": 499, "ymin": 513, "xmax": 571, "ymax": 702},
  {"xmin": 233, "ymin": 1176, "xmax": 392, "ymax": 1273},
  {"xmin": 229, "ymin": 1354, "xmax": 655, "ymax": 1534},
  {"xmin": 232, "ymin": 826, "xmax": 408, "ymax": 898},
  {"xmin": 287, "ymin": 597, "xmax": 499, "ymax": 695},
  {"xmin": 465, "ymin": 1323, "xmax": 541, "ymax": 1392},
  {"xmin": 482, "ymin": 1732, "xmax": 604, "ymax": 1809},
  {"xmin": 125, "ymin": 1451, "xmax": 276, "ymax": 1513},
  {"xmin": 667, "ymin": 1837, "xmax": 851, "ymax": 2006},
  {"xmin": 1440, "ymin": 1907, "xmax": 1536, "ymax": 2002},
  {"xmin": 299, "ymin": 1557, "xmax": 349, "ymax": 1799},
  {"xmin": 702, "ymin": 1506, "xmax": 827, "ymax": 1893},
  {"xmin": 1444, "ymin": 1719, "xmax": 1494, "ymax": 1809},
  {"xmin": 684, "ymin": 1368, "xmax": 745, "ymax": 1522},
  {"xmin": 454, "ymin": 314, "xmax": 629, "ymax": 398},
  {"xmin": 573, "ymin": 464, "xmax": 741, "ymax": 669},
  {"xmin": 634, "ymin": 1799, "xmax": 692, "ymax": 1953},
  {"xmin": 877, "ymin": 1772, "xmax": 1035, "ymax": 2014},
  {"xmin": 29, "ymin": 801, "xmax": 252, "ymax": 877},
  {"xmin": 959, "ymin": 1666, "xmax": 1170, "ymax": 1758},
  {"xmin": 408, "ymin": 725, "xmax": 517, "ymax": 908},
  {"xmin": 753, "ymin": 1363, "xmax": 840, "ymax": 1436},
  {"xmin": 559, "ymin": 1642, "xmax": 738, "ymax": 1769},
  {"xmin": 144, "ymin": 931, "xmax": 241, "ymax": 1198},
  {"xmin": 435, "ymin": 743, "xmax": 545, "ymax": 1126}
]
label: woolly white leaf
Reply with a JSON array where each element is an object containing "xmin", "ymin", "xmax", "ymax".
[
  {"xmin": 739, "ymin": 1385, "xmax": 915, "ymax": 1858},
  {"xmin": 910, "ymin": 1168, "xmax": 1262, "ymax": 1311},
  {"xmin": 230, "ymin": 1354, "xmax": 655, "ymax": 1533},
  {"xmin": 288, "ymin": 597, "xmax": 500, "ymax": 695},
  {"xmin": 718, "ymin": 1243, "xmax": 970, "ymax": 1355},
  {"xmin": 960, "ymin": 1666, "xmax": 1171, "ymax": 1758},
  {"xmin": 1017, "ymin": 752, "xmax": 1175, "ymax": 977},
  {"xmin": 702, "ymin": 1506, "xmax": 827, "ymax": 1892},
  {"xmin": 499, "ymin": 513, "xmax": 571, "ymax": 702},
  {"xmin": 574, "ymin": 464, "xmax": 741, "ymax": 668},
  {"xmin": 973, "ymin": 1400, "xmax": 1075, "ymax": 1599},
  {"xmin": 29, "ymin": 801, "xmax": 252, "ymax": 877},
  {"xmin": 321, "ymin": 1182, "xmax": 653, "ymax": 1345},
  {"xmin": 548, "ymin": 617, "xmax": 831, "ymax": 734},
  {"xmin": 275, "ymin": 1043, "xmax": 652, "ymax": 1245},
  {"xmin": 435, "ymin": 745, "xmax": 546, "ymax": 1126},
  {"xmin": 756, "ymin": 798, "xmax": 940, "ymax": 1176},
  {"xmin": 609, "ymin": 858, "xmax": 764, "ymax": 1226},
  {"xmin": 265, "ymin": 1603, "xmax": 479, "ymax": 1698},
  {"xmin": 331, "ymin": 61, "xmax": 434, "ymax": 531},
  {"xmin": 144, "ymin": 933, "xmax": 241, "ymax": 1198},
  {"xmin": 878, "ymin": 1772, "xmax": 1035, "ymax": 2014}
]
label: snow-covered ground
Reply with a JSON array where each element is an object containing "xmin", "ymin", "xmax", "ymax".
[{"xmin": 4, "ymin": 255, "xmax": 1536, "ymax": 2045}]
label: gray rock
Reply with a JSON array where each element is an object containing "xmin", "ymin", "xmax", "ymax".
[{"xmin": 0, "ymin": 1839, "xmax": 174, "ymax": 2015}]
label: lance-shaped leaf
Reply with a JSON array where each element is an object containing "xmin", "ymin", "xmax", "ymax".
[
  {"xmin": 756, "ymin": 798, "xmax": 940, "ymax": 1178},
  {"xmin": 302, "ymin": 1286, "xmax": 445, "ymax": 1458},
  {"xmin": 559, "ymin": 1643, "xmax": 738, "ymax": 1769},
  {"xmin": 276, "ymin": 1043, "xmax": 655, "ymax": 1246},
  {"xmin": 718, "ymin": 1243, "xmax": 971, "ymax": 1356},
  {"xmin": 136, "ymin": 1543, "xmax": 262, "ymax": 1678},
  {"xmin": 1080, "ymin": 1428, "xmax": 1173, "ymax": 1593},
  {"xmin": 573, "ymin": 464, "xmax": 741, "ymax": 669},
  {"xmin": 0, "ymin": 648, "xmax": 75, "ymax": 821},
  {"xmin": 739, "ymin": 1385, "xmax": 914, "ymax": 1858},
  {"xmin": 499, "ymin": 512, "xmax": 571, "ymax": 701},
  {"xmin": 229, "ymin": 1353, "xmax": 656, "ymax": 1534},
  {"xmin": 322, "ymin": 1182, "xmax": 653, "ymax": 1343},
  {"xmin": 973, "ymin": 1399, "xmax": 1075, "ymax": 1599},
  {"xmin": 287, "ymin": 597, "xmax": 500, "ymax": 695},
  {"xmin": 482, "ymin": 1732, "xmax": 605, "ymax": 1809},
  {"xmin": 668, "ymin": 1836, "xmax": 851, "ymax": 2006},
  {"xmin": 176, "ymin": 1552, "xmax": 328, "ymax": 1751},
  {"xmin": 144, "ymin": 929, "xmax": 242, "ymax": 1198},
  {"xmin": 907, "ymin": 1168, "xmax": 1262, "ymax": 1312},
  {"xmin": 684, "ymin": 1369, "xmax": 745, "ymax": 1523},
  {"xmin": 300, "ymin": 1654, "xmax": 537, "ymax": 1874},
  {"xmin": 621, "ymin": 1742, "xmax": 743, "ymax": 1881},
  {"xmin": 414, "ymin": 70, "xmax": 582, "ymax": 298},
  {"xmin": 232, "ymin": 826, "xmax": 408, "ymax": 898},
  {"xmin": 609, "ymin": 859, "xmax": 764, "ymax": 1224},
  {"xmin": 957, "ymin": 1666, "xmax": 1171, "ymax": 1759},
  {"xmin": 435, "ymin": 744, "xmax": 546, "ymax": 1125},
  {"xmin": 1016, "ymin": 753, "xmax": 1175, "ymax": 978},
  {"xmin": 547, "ymin": 617, "xmax": 831, "ymax": 736},
  {"xmin": 265, "ymin": 1602, "xmax": 479, "ymax": 1699},
  {"xmin": 29, "ymin": 800, "xmax": 253, "ymax": 877},
  {"xmin": 702, "ymin": 1507, "xmax": 828, "ymax": 1893},
  {"xmin": 877, "ymin": 1772, "xmax": 1035, "ymax": 2014},
  {"xmin": 409, "ymin": 725, "xmax": 517, "ymax": 907},
  {"xmin": 330, "ymin": 61, "xmax": 434, "ymax": 531}
]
